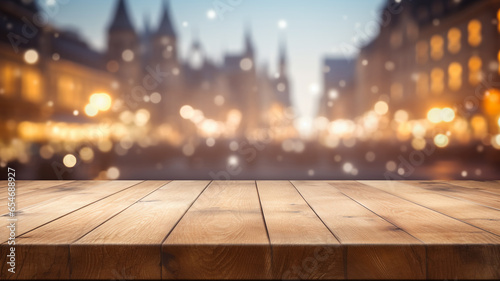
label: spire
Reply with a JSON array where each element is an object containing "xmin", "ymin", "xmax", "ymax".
[
  {"xmin": 244, "ymin": 24, "xmax": 254, "ymax": 56},
  {"xmin": 156, "ymin": 0, "xmax": 176, "ymax": 37},
  {"xmin": 143, "ymin": 14, "xmax": 151, "ymax": 36},
  {"xmin": 109, "ymin": 0, "xmax": 135, "ymax": 32},
  {"xmin": 279, "ymin": 39, "xmax": 287, "ymax": 76},
  {"xmin": 279, "ymin": 40, "xmax": 287, "ymax": 67},
  {"xmin": 191, "ymin": 27, "xmax": 201, "ymax": 49}
]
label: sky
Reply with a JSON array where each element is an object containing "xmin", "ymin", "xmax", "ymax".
[{"xmin": 38, "ymin": 0, "xmax": 385, "ymax": 120}]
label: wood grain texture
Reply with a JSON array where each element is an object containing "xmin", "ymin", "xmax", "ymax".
[
  {"xmin": 0, "ymin": 181, "xmax": 72, "ymax": 201},
  {"xmin": 1, "ymin": 180, "xmax": 500, "ymax": 280},
  {"xmin": 0, "ymin": 181, "xmax": 141, "ymax": 242},
  {"xmin": 257, "ymin": 181, "xmax": 343, "ymax": 280},
  {"xmin": 292, "ymin": 181, "xmax": 425, "ymax": 280},
  {"xmin": 403, "ymin": 181, "xmax": 500, "ymax": 210},
  {"xmin": 0, "ymin": 181, "xmax": 169, "ymax": 280},
  {"xmin": 162, "ymin": 181, "xmax": 271, "ymax": 280},
  {"xmin": 0, "ymin": 180, "xmax": 33, "ymax": 190},
  {"xmin": 360, "ymin": 180, "xmax": 500, "ymax": 236},
  {"xmin": 444, "ymin": 180, "xmax": 500, "ymax": 196},
  {"xmin": 0, "ymin": 181, "xmax": 118, "ymax": 216},
  {"xmin": 71, "ymin": 180, "xmax": 209, "ymax": 280},
  {"xmin": 332, "ymin": 181, "xmax": 500, "ymax": 279},
  {"xmin": 427, "ymin": 244, "xmax": 500, "ymax": 280}
]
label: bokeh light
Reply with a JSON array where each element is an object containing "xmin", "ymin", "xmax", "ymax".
[
  {"xmin": 434, "ymin": 134, "xmax": 450, "ymax": 148},
  {"xmin": 90, "ymin": 93, "xmax": 112, "ymax": 111},
  {"xmin": 63, "ymin": 154, "xmax": 77, "ymax": 168},
  {"xmin": 24, "ymin": 49, "xmax": 39, "ymax": 64},
  {"xmin": 84, "ymin": 104, "xmax": 99, "ymax": 117}
]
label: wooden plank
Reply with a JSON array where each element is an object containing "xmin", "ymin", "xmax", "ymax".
[
  {"xmin": 71, "ymin": 180, "xmax": 209, "ymax": 280},
  {"xmin": 332, "ymin": 181, "xmax": 500, "ymax": 280},
  {"xmin": 444, "ymin": 180, "xmax": 500, "ymax": 196},
  {"xmin": 162, "ymin": 181, "xmax": 271, "ymax": 280},
  {"xmin": 256, "ymin": 181, "xmax": 343, "ymax": 280},
  {"xmin": 0, "ymin": 181, "xmax": 73, "ymax": 201},
  {"xmin": 403, "ymin": 181, "xmax": 500, "ymax": 210},
  {"xmin": 360, "ymin": 181, "xmax": 500, "ymax": 236},
  {"xmin": 0, "ymin": 181, "xmax": 109, "ymax": 216},
  {"xmin": 292, "ymin": 181, "xmax": 425, "ymax": 280},
  {"xmin": 0, "ymin": 180, "xmax": 30, "ymax": 189},
  {"xmin": 0, "ymin": 181, "xmax": 169, "ymax": 280},
  {"xmin": 0, "ymin": 181, "xmax": 141, "ymax": 241}
]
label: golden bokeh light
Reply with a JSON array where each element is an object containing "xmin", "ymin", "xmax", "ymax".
[
  {"xmin": 24, "ymin": 49, "xmax": 39, "ymax": 64},
  {"xmin": 434, "ymin": 134, "xmax": 449, "ymax": 148},
  {"xmin": 411, "ymin": 137, "xmax": 427, "ymax": 151},
  {"xmin": 498, "ymin": 9, "xmax": 500, "ymax": 33},
  {"xmin": 85, "ymin": 104, "xmax": 98, "ymax": 117},
  {"xmin": 63, "ymin": 154, "xmax": 77, "ymax": 168},
  {"xmin": 427, "ymin": 108, "xmax": 442, "ymax": 123},
  {"xmin": 447, "ymin": 28, "xmax": 461, "ymax": 54},
  {"xmin": 484, "ymin": 89, "xmax": 500, "ymax": 116},
  {"xmin": 374, "ymin": 101, "xmax": 389, "ymax": 116},
  {"xmin": 79, "ymin": 147, "xmax": 94, "ymax": 162},
  {"xmin": 441, "ymin": 107, "xmax": 455, "ymax": 123},
  {"xmin": 431, "ymin": 68, "xmax": 444, "ymax": 94},
  {"xmin": 394, "ymin": 110, "xmax": 409, "ymax": 123},
  {"xmin": 492, "ymin": 134, "xmax": 500, "ymax": 149},
  {"xmin": 430, "ymin": 35, "xmax": 444, "ymax": 60},
  {"xmin": 135, "ymin": 109, "xmax": 151, "ymax": 126},
  {"xmin": 180, "ymin": 105, "xmax": 194, "ymax": 119},
  {"xmin": 468, "ymin": 56, "xmax": 482, "ymax": 85},
  {"xmin": 90, "ymin": 93, "xmax": 112, "ymax": 111},
  {"xmin": 448, "ymin": 62, "xmax": 462, "ymax": 91},
  {"xmin": 106, "ymin": 166, "xmax": 120, "ymax": 179},
  {"xmin": 468, "ymin": 19, "xmax": 482, "ymax": 47}
]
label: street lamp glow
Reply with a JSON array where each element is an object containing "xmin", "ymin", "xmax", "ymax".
[
  {"xmin": 434, "ymin": 134, "xmax": 449, "ymax": 148},
  {"xmin": 394, "ymin": 110, "xmax": 409, "ymax": 123},
  {"xmin": 441, "ymin": 107, "xmax": 455, "ymax": 122},
  {"xmin": 84, "ymin": 104, "xmax": 98, "ymax": 117},
  {"xmin": 90, "ymin": 93, "xmax": 112, "ymax": 111},
  {"xmin": 63, "ymin": 154, "xmax": 77, "ymax": 168},
  {"xmin": 135, "ymin": 109, "xmax": 151, "ymax": 126},
  {"xmin": 427, "ymin": 108, "xmax": 442, "ymax": 123},
  {"xmin": 24, "ymin": 49, "xmax": 39, "ymax": 64},
  {"xmin": 180, "ymin": 105, "xmax": 194, "ymax": 119},
  {"xmin": 374, "ymin": 101, "xmax": 389, "ymax": 115}
]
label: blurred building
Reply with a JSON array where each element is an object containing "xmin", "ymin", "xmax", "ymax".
[
  {"xmin": 318, "ymin": 58, "xmax": 356, "ymax": 120},
  {"xmin": 353, "ymin": 0, "xmax": 500, "ymax": 136},
  {"xmin": 107, "ymin": 0, "xmax": 295, "ymax": 139},
  {"xmin": 0, "ymin": 0, "xmax": 295, "ymax": 145},
  {"xmin": 0, "ymin": 0, "xmax": 115, "ymax": 142}
]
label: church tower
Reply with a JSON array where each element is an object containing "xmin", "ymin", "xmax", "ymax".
[
  {"xmin": 275, "ymin": 40, "xmax": 291, "ymax": 108},
  {"xmin": 240, "ymin": 26, "xmax": 259, "ymax": 136},
  {"xmin": 150, "ymin": 0, "xmax": 178, "ymax": 70},
  {"xmin": 107, "ymin": 0, "xmax": 140, "ymax": 89},
  {"xmin": 244, "ymin": 26, "xmax": 255, "ymax": 60},
  {"xmin": 150, "ymin": 0, "xmax": 182, "ymax": 125}
]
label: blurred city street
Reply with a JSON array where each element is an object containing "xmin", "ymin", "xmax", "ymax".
[{"xmin": 1, "ymin": 0, "xmax": 500, "ymax": 180}]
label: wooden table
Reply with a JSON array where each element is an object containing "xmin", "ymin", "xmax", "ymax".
[{"xmin": 1, "ymin": 180, "xmax": 500, "ymax": 280}]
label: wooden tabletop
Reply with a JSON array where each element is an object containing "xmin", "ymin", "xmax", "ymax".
[{"xmin": 1, "ymin": 180, "xmax": 500, "ymax": 280}]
